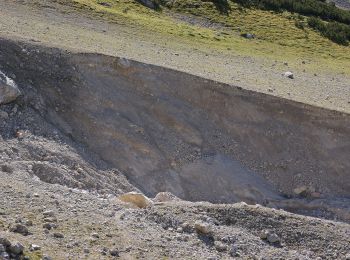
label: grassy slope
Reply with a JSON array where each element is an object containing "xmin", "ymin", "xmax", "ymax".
[{"xmin": 65, "ymin": 0, "xmax": 350, "ymax": 74}]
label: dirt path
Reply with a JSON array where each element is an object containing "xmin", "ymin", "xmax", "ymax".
[{"xmin": 0, "ymin": 0, "xmax": 349, "ymax": 113}]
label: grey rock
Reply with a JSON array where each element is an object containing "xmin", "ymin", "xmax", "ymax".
[
  {"xmin": 0, "ymin": 70, "xmax": 20, "ymax": 105},
  {"xmin": 136, "ymin": 0, "xmax": 158, "ymax": 9},
  {"xmin": 43, "ymin": 210, "xmax": 55, "ymax": 217},
  {"xmin": 53, "ymin": 232, "xmax": 64, "ymax": 238},
  {"xmin": 241, "ymin": 33, "xmax": 255, "ymax": 39},
  {"xmin": 283, "ymin": 71, "xmax": 294, "ymax": 79},
  {"xmin": 91, "ymin": 233, "xmax": 99, "ymax": 238},
  {"xmin": 10, "ymin": 224, "xmax": 29, "ymax": 235},
  {"xmin": 0, "ymin": 110, "xmax": 8, "ymax": 119},
  {"xmin": 214, "ymin": 241, "xmax": 227, "ymax": 252},
  {"xmin": 9, "ymin": 242, "xmax": 24, "ymax": 255},
  {"xmin": 0, "ymin": 252, "xmax": 10, "ymax": 260},
  {"xmin": 110, "ymin": 249, "xmax": 119, "ymax": 256},
  {"xmin": 0, "ymin": 244, "xmax": 5, "ymax": 253},
  {"xmin": 267, "ymin": 233, "xmax": 280, "ymax": 243},
  {"xmin": 0, "ymin": 237, "xmax": 11, "ymax": 247}
]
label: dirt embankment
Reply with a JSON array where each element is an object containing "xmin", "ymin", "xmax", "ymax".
[{"xmin": 1, "ymin": 38, "xmax": 349, "ymax": 208}]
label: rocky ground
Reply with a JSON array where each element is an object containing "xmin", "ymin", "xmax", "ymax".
[
  {"xmin": 0, "ymin": 57, "xmax": 349, "ymax": 259},
  {"xmin": 1, "ymin": 170, "xmax": 350, "ymax": 259},
  {"xmin": 1, "ymin": 1, "xmax": 350, "ymax": 259}
]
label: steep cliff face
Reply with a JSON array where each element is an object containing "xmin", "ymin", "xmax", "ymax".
[{"xmin": 0, "ymin": 38, "xmax": 349, "ymax": 204}]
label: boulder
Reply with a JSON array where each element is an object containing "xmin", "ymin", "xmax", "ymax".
[
  {"xmin": 118, "ymin": 192, "xmax": 153, "ymax": 208},
  {"xmin": 0, "ymin": 71, "xmax": 20, "ymax": 105}
]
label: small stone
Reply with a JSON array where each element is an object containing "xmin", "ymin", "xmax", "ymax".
[
  {"xmin": 0, "ymin": 252, "xmax": 10, "ymax": 260},
  {"xmin": 43, "ymin": 210, "xmax": 55, "ymax": 217},
  {"xmin": 230, "ymin": 245, "xmax": 241, "ymax": 257},
  {"xmin": 214, "ymin": 241, "xmax": 227, "ymax": 252},
  {"xmin": 293, "ymin": 186, "xmax": 309, "ymax": 197},
  {"xmin": 44, "ymin": 217, "xmax": 57, "ymax": 223},
  {"xmin": 83, "ymin": 248, "xmax": 90, "ymax": 254},
  {"xmin": 110, "ymin": 249, "xmax": 119, "ymax": 256},
  {"xmin": 91, "ymin": 233, "xmax": 99, "ymax": 238},
  {"xmin": 53, "ymin": 232, "xmax": 64, "ymax": 238},
  {"xmin": 42, "ymin": 255, "xmax": 53, "ymax": 260},
  {"xmin": 43, "ymin": 223, "xmax": 53, "ymax": 230},
  {"xmin": 0, "ymin": 111, "xmax": 8, "ymax": 119},
  {"xmin": 0, "ymin": 236, "xmax": 11, "ymax": 247},
  {"xmin": 267, "ymin": 233, "xmax": 280, "ymax": 243},
  {"xmin": 10, "ymin": 223, "xmax": 29, "ymax": 236},
  {"xmin": 176, "ymin": 227, "xmax": 183, "ymax": 233},
  {"xmin": 194, "ymin": 221, "xmax": 212, "ymax": 235},
  {"xmin": 30, "ymin": 244, "xmax": 41, "ymax": 251},
  {"xmin": 259, "ymin": 230, "xmax": 269, "ymax": 239},
  {"xmin": 0, "ymin": 244, "xmax": 6, "ymax": 253},
  {"xmin": 33, "ymin": 193, "xmax": 39, "ymax": 197},
  {"xmin": 283, "ymin": 71, "xmax": 294, "ymax": 79},
  {"xmin": 9, "ymin": 242, "xmax": 24, "ymax": 255}
]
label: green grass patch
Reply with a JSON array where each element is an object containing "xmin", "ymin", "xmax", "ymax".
[{"xmin": 63, "ymin": 0, "xmax": 350, "ymax": 74}]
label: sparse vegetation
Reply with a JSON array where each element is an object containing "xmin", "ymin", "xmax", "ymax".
[
  {"xmin": 232, "ymin": 0, "xmax": 350, "ymax": 44},
  {"xmin": 308, "ymin": 16, "xmax": 350, "ymax": 45}
]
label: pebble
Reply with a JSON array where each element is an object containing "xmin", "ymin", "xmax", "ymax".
[
  {"xmin": 110, "ymin": 249, "xmax": 119, "ymax": 256},
  {"xmin": 43, "ymin": 210, "xmax": 55, "ymax": 217},
  {"xmin": 30, "ymin": 244, "xmax": 41, "ymax": 251},
  {"xmin": 267, "ymin": 233, "xmax": 280, "ymax": 243},
  {"xmin": 53, "ymin": 232, "xmax": 64, "ymax": 238},
  {"xmin": 214, "ymin": 241, "xmax": 227, "ymax": 252}
]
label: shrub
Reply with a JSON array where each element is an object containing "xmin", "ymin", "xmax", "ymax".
[{"xmin": 308, "ymin": 17, "xmax": 350, "ymax": 45}]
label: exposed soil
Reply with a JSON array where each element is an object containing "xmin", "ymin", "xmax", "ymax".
[{"xmin": 0, "ymin": 1, "xmax": 350, "ymax": 259}]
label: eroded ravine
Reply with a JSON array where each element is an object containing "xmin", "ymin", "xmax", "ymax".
[{"xmin": 1, "ymin": 38, "xmax": 349, "ymax": 220}]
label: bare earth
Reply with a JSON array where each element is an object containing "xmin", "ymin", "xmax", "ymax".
[
  {"xmin": 0, "ymin": 1, "xmax": 350, "ymax": 259},
  {"xmin": 0, "ymin": 0, "xmax": 349, "ymax": 113}
]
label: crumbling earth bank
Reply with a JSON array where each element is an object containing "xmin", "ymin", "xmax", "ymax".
[{"xmin": 0, "ymin": 37, "xmax": 350, "ymax": 259}]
